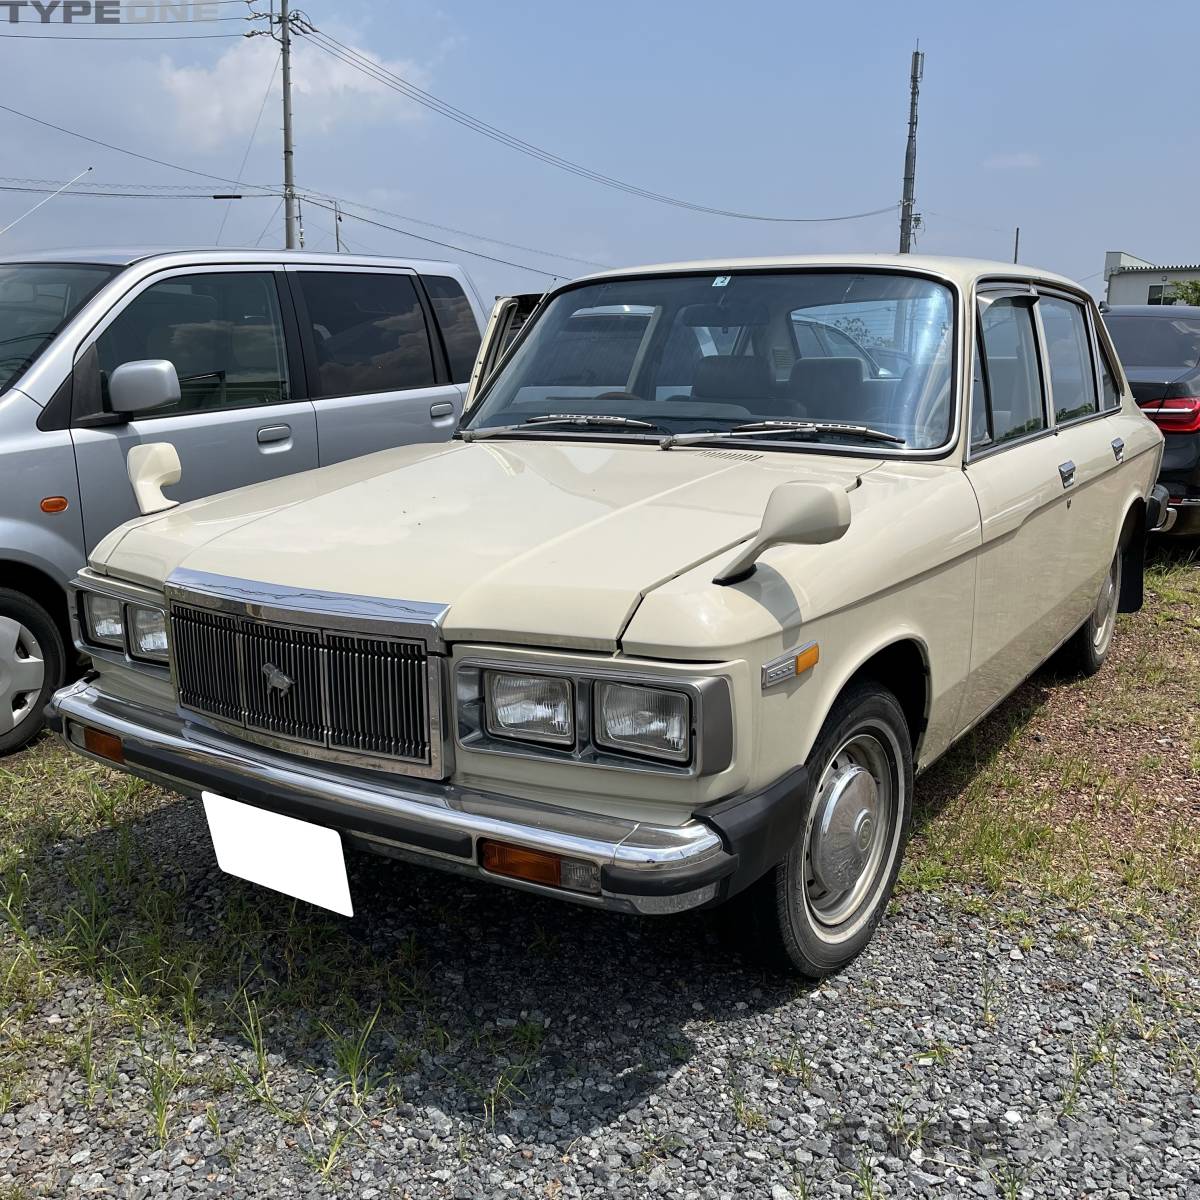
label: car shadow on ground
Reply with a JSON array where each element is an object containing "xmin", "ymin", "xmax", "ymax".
[
  {"xmin": 9, "ymin": 642, "xmax": 1105, "ymax": 1138},
  {"xmin": 16, "ymin": 781, "xmax": 808, "ymax": 1137}
]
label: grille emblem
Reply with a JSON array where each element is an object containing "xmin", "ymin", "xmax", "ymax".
[{"xmin": 261, "ymin": 662, "xmax": 294, "ymax": 697}]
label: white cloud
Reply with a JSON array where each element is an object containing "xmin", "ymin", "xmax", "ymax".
[
  {"xmin": 156, "ymin": 31, "xmax": 432, "ymax": 153},
  {"xmin": 983, "ymin": 152, "xmax": 1041, "ymax": 170}
]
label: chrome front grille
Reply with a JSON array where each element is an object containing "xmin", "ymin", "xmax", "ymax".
[{"xmin": 170, "ymin": 602, "xmax": 434, "ymax": 771}]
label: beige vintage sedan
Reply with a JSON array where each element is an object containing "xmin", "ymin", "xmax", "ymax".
[{"xmin": 50, "ymin": 255, "xmax": 1169, "ymax": 978}]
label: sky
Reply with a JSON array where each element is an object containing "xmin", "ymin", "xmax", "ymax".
[{"xmin": 0, "ymin": 0, "xmax": 1197, "ymax": 304}]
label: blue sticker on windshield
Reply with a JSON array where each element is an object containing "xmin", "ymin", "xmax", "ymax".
[{"xmin": 712, "ymin": 276, "xmax": 731, "ymax": 287}]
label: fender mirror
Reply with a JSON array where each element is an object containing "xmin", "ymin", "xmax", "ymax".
[
  {"xmin": 713, "ymin": 481, "xmax": 851, "ymax": 585},
  {"xmin": 127, "ymin": 442, "xmax": 182, "ymax": 515},
  {"xmin": 109, "ymin": 359, "xmax": 181, "ymax": 415}
]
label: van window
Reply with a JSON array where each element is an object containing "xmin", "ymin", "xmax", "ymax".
[
  {"xmin": 977, "ymin": 297, "xmax": 1046, "ymax": 447},
  {"xmin": 96, "ymin": 272, "xmax": 289, "ymax": 419},
  {"xmin": 0, "ymin": 263, "xmax": 118, "ymax": 393},
  {"xmin": 297, "ymin": 271, "xmax": 436, "ymax": 399},
  {"xmin": 1040, "ymin": 296, "xmax": 1097, "ymax": 423},
  {"xmin": 422, "ymin": 275, "xmax": 481, "ymax": 383}
]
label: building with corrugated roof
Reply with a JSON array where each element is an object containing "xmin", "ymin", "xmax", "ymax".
[{"xmin": 1104, "ymin": 251, "xmax": 1200, "ymax": 305}]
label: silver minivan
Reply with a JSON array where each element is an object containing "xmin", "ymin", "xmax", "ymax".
[{"xmin": 0, "ymin": 249, "xmax": 486, "ymax": 752}]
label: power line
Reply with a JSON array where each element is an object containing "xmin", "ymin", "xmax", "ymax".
[
  {"xmin": 253, "ymin": 198, "xmax": 284, "ymax": 246},
  {"xmin": 300, "ymin": 196, "xmax": 566, "ymax": 279},
  {"xmin": 0, "ymin": 182, "xmax": 278, "ymax": 200},
  {"xmin": 216, "ymin": 48, "xmax": 280, "ymax": 244},
  {"xmin": 301, "ymin": 25, "xmax": 897, "ymax": 225}
]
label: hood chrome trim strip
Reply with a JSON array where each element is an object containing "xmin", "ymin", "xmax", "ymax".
[{"xmin": 164, "ymin": 569, "xmax": 449, "ymax": 651}]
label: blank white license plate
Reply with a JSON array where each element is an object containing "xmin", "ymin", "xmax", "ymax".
[{"xmin": 202, "ymin": 791, "xmax": 353, "ymax": 917}]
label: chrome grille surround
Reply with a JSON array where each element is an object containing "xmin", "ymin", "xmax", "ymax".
[{"xmin": 164, "ymin": 570, "xmax": 447, "ymax": 779}]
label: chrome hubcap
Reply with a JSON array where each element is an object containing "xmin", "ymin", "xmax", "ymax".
[
  {"xmin": 802, "ymin": 728, "xmax": 902, "ymax": 941},
  {"xmin": 0, "ymin": 616, "xmax": 45, "ymax": 736},
  {"xmin": 1092, "ymin": 554, "xmax": 1120, "ymax": 654},
  {"xmin": 810, "ymin": 763, "xmax": 880, "ymax": 894}
]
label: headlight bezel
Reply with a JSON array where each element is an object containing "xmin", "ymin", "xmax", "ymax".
[
  {"xmin": 456, "ymin": 658, "xmax": 732, "ymax": 777},
  {"xmin": 73, "ymin": 580, "xmax": 171, "ymax": 671}
]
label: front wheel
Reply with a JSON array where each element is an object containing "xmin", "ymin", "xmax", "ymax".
[
  {"xmin": 737, "ymin": 682, "xmax": 913, "ymax": 979},
  {"xmin": 0, "ymin": 588, "xmax": 66, "ymax": 756}
]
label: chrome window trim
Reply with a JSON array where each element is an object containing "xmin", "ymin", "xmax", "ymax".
[{"xmin": 455, "ymin": 656, "xmax": 733, "ymax": 778}]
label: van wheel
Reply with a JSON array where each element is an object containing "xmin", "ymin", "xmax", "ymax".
[
  {"xmin": 1059, "ymin": 549, "xmax": 1121, "ymax": 677},
  {"xmin": 736, "ymin": 682, "xmax": 913, "ymax": 979},
  {"xmin": 0, "ymin": 588, "xmax": 65, "ymax": 756}
]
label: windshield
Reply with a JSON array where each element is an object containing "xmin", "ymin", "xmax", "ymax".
[
  {"xmin": 1105, "ymin": 313, "xmax": 1200, "ymax": 369},
  {"xmin": 468, "ymin": 271, "xmax": 956, "ymax": 450},
  {"xmin": 0, "ymin": 263, "xmax": 120, "ymax": 393}
]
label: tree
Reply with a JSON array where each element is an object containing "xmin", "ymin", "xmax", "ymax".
[{"xmin": 1168, "ymin": 280, "xmax": 1200, "ymax": 306}]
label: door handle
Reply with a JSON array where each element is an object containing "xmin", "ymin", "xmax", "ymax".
[
  {"xmin": 1058, "ymin": 460, "xmax": 1076, "ymax": 489},
  {"xmin": 429, "ymin": 401, "xmax": 455, "ymax": 419},
  {"xmin": 257, "ymin": 424, "xmax": 291, "ymax": 445},
  {"xmin": 1111, "ymin": 437, "xmax": 1125, "ymax": 463}
]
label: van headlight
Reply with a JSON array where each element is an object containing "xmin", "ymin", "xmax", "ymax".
[
  {"xmin": 128, "ymin": 604, "xmax": 169, "ymax": 662},
  {"xmin": 594, "ymin": 681, "xmax": 691, "ymax": 763},
  {"xmin": 82, "ymin": 593, "xmax": 125, "ymax": 649},
  {"xmin": 484, "ymin": 671, "xmax": 574, "ymax": 746}
]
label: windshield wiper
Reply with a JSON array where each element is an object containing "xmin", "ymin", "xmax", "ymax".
[
  {"xmin": 660, "ymin": 419, "xmax": 906, "ymax": 449},
  {"xmin": 461, "ymin": 414, "xmax": 667, "ymax": 441}
]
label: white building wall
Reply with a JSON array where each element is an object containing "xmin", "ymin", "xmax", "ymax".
[{"xmin": 1107, "ymin": 268, "xmax": 1200, "ymax": 305}]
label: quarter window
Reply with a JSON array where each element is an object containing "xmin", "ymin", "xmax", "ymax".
[
  {"xmin": 1097, "ymin": 342, "xmax": 1121, "ymax": 410},
  {"xmin": 975, "ymin": 297, "xmax": 1046, "ymax": 447},
  {"xmin": 422, "ymin": 274, "xmax": 481, "ymax": 383},
  {"xmin": 1039, "ymin": 297, "xmax": 1097, "ymax": 423},
  {"xmin": 96, "ymin": 272, "xmax": 289, "ymax": 419},
  {"xmin": 296, "ymin": 271, "xmax": 436, "ymax": 399}
]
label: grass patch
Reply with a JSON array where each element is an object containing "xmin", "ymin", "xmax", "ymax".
[{"xmin": 902, "ymin": 546, "xmax": 1199, "ymax": 924}]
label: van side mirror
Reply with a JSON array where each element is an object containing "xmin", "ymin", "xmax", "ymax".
[
  {"xmin": 713, "ymin": 481, "xmax": 851, "ymax": 585},
  {"xmin": 109, "ymin": 359, "xmax": 180, "ymax": 415},
  {"xmin": 127, "ymin": 442, "xmax": 182, "ymax": 515}
]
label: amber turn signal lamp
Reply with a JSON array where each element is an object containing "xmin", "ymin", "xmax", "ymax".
[
  {"xmin": 795, "ymin": 643, "xmax": 820, "ymax": 675},
  {"xmin": 83, "ymin": 727, "xmax": 125, "ymax": 764},
  {"xmin": 40, "ymin": 496, "xmax": 69, "ymax": 513},
  {"xmin": 480, "ymin": 840, "xmax": 562, "ymax": 888}
]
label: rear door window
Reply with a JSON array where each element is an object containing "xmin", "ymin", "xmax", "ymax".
[
  {"xmin": 296, "ymin": 271, "xmax": 436, "ymax": 399},
  {"xmin": 96, "ymin": 272, "xmax": 289, "ymax": 419},
  {"xmin": 976, "ymin": 297, "xmax": 1047, "ymax": 447},
  {"xmin": 1039, "ymin": 296, "xmax": 1097, "ymax": 423},
  {"xmin": 422, "ymin": 274, "xmax": 481, "ymax": 383}
]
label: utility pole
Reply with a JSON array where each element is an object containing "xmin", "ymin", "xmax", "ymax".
[
  {"xmin": 898, "ymin": 45, "xmax": 924, "ymax": 254},
  {"xmin": 279, "ymin": 0, "xmax": 298, "ymax": 249},
  {"xmin": 1012, "ymin": 226, "xmax": 1021, "ymax": 263}
]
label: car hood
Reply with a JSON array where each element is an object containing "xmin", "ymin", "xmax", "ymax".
[{"xmin": 92, "ymin": 439, "xmax": 880, "ymax": 651}]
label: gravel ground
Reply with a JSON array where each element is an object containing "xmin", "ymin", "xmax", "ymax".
[{"xmin": 2, "ymin": 806, "xmax": 1198, "ymax": 1200}]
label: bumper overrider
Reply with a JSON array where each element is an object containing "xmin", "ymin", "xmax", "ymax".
[{"xmin": 47, "ymin": 680, "xmax": 808, "ymax": 916}]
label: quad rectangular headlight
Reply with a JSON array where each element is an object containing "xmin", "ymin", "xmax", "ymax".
[
  {"xmin": 594, "ymin": 681, "xmax": 691, "ymax": 763},
  {"xmin": 82, "ymin": 592, "xmax": 124, "ymax": 649},
  {"xmin": 484, "ymin": 671, "xmax": 574, "ymax": 746},
  {"xmin": 128, "ymin": 604, "xmax": 169, "ymax": 662}
]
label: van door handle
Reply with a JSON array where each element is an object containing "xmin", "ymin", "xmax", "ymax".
[
  {"xmin": 429, "ymin": 401, "xmax": 455, "ymax": 419},
  {"xmin": 1111, "ymin": 437, "xmax": 1125, "ymax": 463},
  {"xmin": 1059, "ymin": 460, "xmax": 1076, "ymax": 488},
  {"xmin": 257, "ymin": 423, "xmax": 291, "ymax": 444}
]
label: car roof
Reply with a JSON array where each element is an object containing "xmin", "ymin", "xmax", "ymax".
[
  {"xmin": 0, "ymin": 246, "xmax": 459, "ymax": 272},
  {"xmin": 573, "ymin": 253, "xmax": 1087, "ymax": 293},
  {"xmin": 1103, "ymin": 304, "xmax": 1200, "ymax": 316}
]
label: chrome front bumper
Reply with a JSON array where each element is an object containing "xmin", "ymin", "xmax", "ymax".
[{"xmin": 47, "ymin": 680, "xmax": 738, "ymax": 915}]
